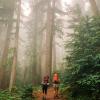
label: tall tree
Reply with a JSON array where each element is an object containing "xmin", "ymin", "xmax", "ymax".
[
  {"xmin": 45, "ymin": 0, "xmax": 56, "ymax": 78},
  {"xmin": 9, "ymin": 0, "xmax": 21, "ymax": 91},
  {"xmin": 31, "ymin": 3, "xmax": 38, "ymax": 84},
  {"xmin": 52, "ymin": 36, "xmax": 57, "ymax": 72},
  {"xmin": 0, "ymin": 0, "xmax": 15, "ymax": 89},
  {"xmin": 89, "ymin": 0, "xmax": 99, "ymax": 15}
]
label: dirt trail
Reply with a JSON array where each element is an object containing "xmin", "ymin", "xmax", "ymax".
[{"xmin": 35, "ymin": 87, "xmax": 64, "ymax": 100}]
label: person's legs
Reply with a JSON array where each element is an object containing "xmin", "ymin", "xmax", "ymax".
[
  {"xmin": 56, "ymin": 86, "xmax": 59, "ymax": 97},
  {"xmin": 42, "ymin": 85, "xmax": 47, "ymax": 100},
  {"xmin": 44, "ymin": 85, "xmax": 48, "ymax": 95},
  {"xmin": 42, "ymin": 85, "xmax": 45, "ymax": 94},
  {"xmin": 53, "ymin": 84, "xmax": 57, "ymax": 98},
  {"xmin": 54, "ymin": 84, "xmax": 59, "ymax": 98},
  {"xmin": 55, "ymin": 86, "xmax": 58, "ymax": 97},
  {"xmin": 42, "ymin": 85, "xmax": 47, "ymax": 99}
]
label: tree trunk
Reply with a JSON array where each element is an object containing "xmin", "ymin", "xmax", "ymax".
[
  {"xmin": 45, "ymin": 0, "xmax": 55, "ymax": 78},
  {"xmin": 9, "ymin": 0, "xmax": 21, "ymax": 91},
  {"xmin": 0, "ymin": 0, "xmax": 15, "ymax": 89},
  {"xmin": 31, "ymin": 4, "xmax": 38, "ymax": 85},
  {"xmin": 36, "ymin": 32, "xmax": 43, "ymax": 84},
  {"xmin": 52, "ymin": 36, "xmax": 56, "ymax": 72},
  {"xmin": 89, "ymin": 0, "xmax": 99, "ymax": 15}
]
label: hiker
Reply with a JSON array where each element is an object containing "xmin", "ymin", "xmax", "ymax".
[
  {"xmin": 52, "ymin": 72, "xmax": 60, "ymax": 98},
  {"xmin": 41, "ymin": 75, "xmax": 49, "ymax": 97}
]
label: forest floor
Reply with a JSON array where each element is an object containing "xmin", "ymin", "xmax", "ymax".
[{"xmin": 34, "ymin": 87, "xmax": 65, "ymax": 100}]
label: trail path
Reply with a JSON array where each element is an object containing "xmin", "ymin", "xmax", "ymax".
[{"xmin": 35, "ymin": 87, "xmax": 64, "ymax": 100}]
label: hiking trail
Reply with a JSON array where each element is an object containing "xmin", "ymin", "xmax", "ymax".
[{"xmin": 35, "ymin": 87, "xmax": 64, "ymax": 100}]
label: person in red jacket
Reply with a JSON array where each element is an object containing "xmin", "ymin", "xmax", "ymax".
[{"xmin": 52, "ymin": 72, "xmax": 60, "ymax": 98}]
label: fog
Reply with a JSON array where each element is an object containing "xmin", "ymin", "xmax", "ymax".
[{"xmin": 0, "ymin": 1, "xmax": 100, "ymax": 96}]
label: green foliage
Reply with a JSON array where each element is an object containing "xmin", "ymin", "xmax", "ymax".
[
  {"xmin": 64, "ymin": 16, "xmax": 100, "ymax": 100},
  {"xmin": 21, "ymin": 84, "xmax": 34, "ymax": 100},
  {"xmin": 0, "ymin": 90, "xmax": 21, "ymax": 100},
  {"xmin": 0, "ymin": 85, "xmax": 35, "ymax": 100}
]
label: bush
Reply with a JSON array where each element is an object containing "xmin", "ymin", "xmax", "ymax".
[
  {"xmin": 21, "ymin": 84, "xmax": 34, "ymax": 100},
  {"xmin": 64, "ymin": 16, "xmax": 100, "ymax": 100},
  {"xmin": 0, "ymin": 90, "xmax": 21, "ymax": 100},
  {"xmin": 0, "ymin": 85, "xmax": 35, "ymax": 100}
]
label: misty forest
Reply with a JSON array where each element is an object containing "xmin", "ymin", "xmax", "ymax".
[{"xmin": 0, "ymin": 0, "xmax": 100, "ymax": 100}]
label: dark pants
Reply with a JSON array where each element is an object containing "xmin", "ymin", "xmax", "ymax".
[{"xmin": 42, "ymin": 84, "xmax": 48, "ymax": 95}]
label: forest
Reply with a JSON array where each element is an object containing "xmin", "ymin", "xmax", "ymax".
[{"xmin": 0, "ymin": 0, "xmax": 100, "ymax": 100}]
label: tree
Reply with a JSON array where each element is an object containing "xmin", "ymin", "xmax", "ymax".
[
  {"xmin": 89, "ymin": 0, "xmax": 99, "ymax": 15},
  {"xmin": 9, "ymin": 0, "xmax": 21, "ymax": 91},
  {"xmin": 64, "ymin": 15, "xmax": 100, "ymax": 99},
  {"xmin": 44, "ymin": 0, "xmax": 56, "ymax": 78},
  {"xmin": 0, "ymin": 0, "xmax": 16, "ymax": 89}
]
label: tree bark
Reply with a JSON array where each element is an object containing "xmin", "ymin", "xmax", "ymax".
[
  {"xmin": 52, "ymin": 36, "xmax": 56, "ymax": 72},
  {"xmin": 0, "ymin": 0, "xmax": 15, "ymax": 89},
  {"xmin": 89, "ymin": 0, "xmax": 99, "ymax": 15},
  {"xmin": 9, "ymin": 0, "xmax": 21, "ymax": 91},
  {"xmin": 45, "ymin": 0, "xmax": 55, "ymax": 78},
  {"xmin": 31, "ymin": 4, "xmax": 38, "ymax": 84}
]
